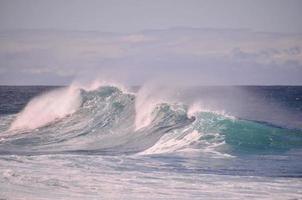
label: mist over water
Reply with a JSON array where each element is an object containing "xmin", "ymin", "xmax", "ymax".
[
  {"xmin": 0, "ymin": 80, "xmax": 302, "ymax": 199},
  {"xmin": 9, "ymin": 86, "xmax": 82, "ymax": 131}
]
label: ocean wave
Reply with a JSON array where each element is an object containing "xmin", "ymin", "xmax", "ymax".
[{"xmin": 1, "ymin": 85, "xmax": 302, "ymax": 156}]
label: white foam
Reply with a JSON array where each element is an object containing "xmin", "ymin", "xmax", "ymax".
[
  {"xmin": 134, "ymin": 84, "xmax": 164, "ymax": 130},
  {"xmin": 139, "ymin": 130, "xmax": 201, "ymax": 155},
  {"xmin": 8, "ymin": 79, "xmax": 130, "ymax": 131},
  {"xmin": 9, "ymin": 85, "xmax": 82, "ymax": 131}
]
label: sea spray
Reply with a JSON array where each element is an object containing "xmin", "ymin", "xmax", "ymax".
[
  {"xmin": 134, "ymin": 83, "xmax": 179, "ymax": 130},
  {"xmin": 4, "ymin": 84, "xmax": 302, "ymax": 155},
  {"xmin": 9, "ymin": 85, "xmax": 82, "ymax": 130},
  {"xmin": 1, "ymin": 85, "xmax": 302, "ymax": 200}
]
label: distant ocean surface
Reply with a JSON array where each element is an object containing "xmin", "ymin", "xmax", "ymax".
[{"xmin": 0, "ymin": 85, "xmax": 302, "ymax": 199}]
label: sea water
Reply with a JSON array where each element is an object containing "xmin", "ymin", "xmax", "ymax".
[{"xmin": 0, "ymin": 85, "xmax": 301, "ymax": 199}]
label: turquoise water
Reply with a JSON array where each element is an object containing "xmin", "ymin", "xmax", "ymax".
[{"xmin": 0, "ymin": 85, "xmax": 302, "ymax": 199}]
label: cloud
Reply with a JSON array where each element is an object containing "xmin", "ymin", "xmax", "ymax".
[{"xmin": 0, "ymin": 28, "xmax": 301, "ymax": 85}]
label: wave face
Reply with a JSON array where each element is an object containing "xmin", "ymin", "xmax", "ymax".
[
  {"xmin": 1, "ymin": 85, "xmax": 301, "ymax": 156},
  {"xmin": 1, "ymin": 85, "xmax": 302, "ymax": 199}
]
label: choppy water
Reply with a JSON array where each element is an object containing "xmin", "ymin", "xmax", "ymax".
[{"xmin": 0, "ymin": 85, "xmax": 302, "ymax": 199}]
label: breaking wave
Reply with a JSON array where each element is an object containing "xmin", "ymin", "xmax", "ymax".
[{"xmin": 1, "ymin": 85, "xmax": 302, "ymax": 156}]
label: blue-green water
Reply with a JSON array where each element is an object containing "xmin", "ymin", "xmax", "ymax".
[{"xmin": 0, "ymin": 85, "xmax": 302, "ymax": 199}]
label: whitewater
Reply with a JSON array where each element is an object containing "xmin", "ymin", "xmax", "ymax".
[{"xmin": 0, "ymin": 83, "xmax": 302, "ymax": 199}]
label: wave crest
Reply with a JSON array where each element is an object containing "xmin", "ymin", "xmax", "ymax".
[
  {"xmin": 9, "ymin": 86, "xmax": 82, "ymax": 131},
  {"xmin": 3, "ymin": 84, "xmax": 302, "ymax": 156}
]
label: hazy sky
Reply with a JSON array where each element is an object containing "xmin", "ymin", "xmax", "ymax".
[
  {"xmin": 1, "ymin": 0, "xmax": 302, "ymax": 33},
  {"xmin": 0, "ymin": 0, "xmax": 301, "ymax": 85}
]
